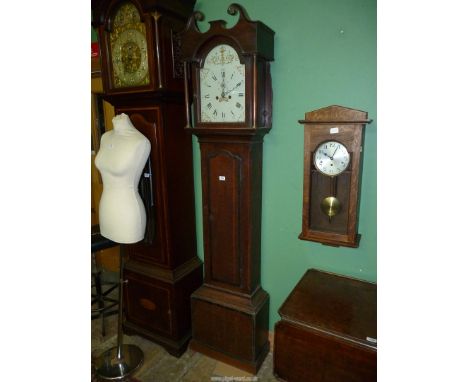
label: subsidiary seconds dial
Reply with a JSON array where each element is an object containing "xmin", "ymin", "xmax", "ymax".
[{"xmin": 314, "ymin": 141, "xmax": 350, "ymax": 176}]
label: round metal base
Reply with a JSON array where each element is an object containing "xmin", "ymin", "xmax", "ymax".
[{"xmin": 94, "ymin": 344, "xmax": 144, "ymax": 381}]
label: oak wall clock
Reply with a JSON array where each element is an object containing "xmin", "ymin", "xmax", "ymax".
[
  {"xmin": 179, "ymin": 3, "xmax": 274, "ymax": 373},
  {"xmin": 299, "ymin": 105, "xmax": 372, "ymax": 248},
  {"xmin": 92, "ymin": 0, "xmax": 203, "ymax": 357}
]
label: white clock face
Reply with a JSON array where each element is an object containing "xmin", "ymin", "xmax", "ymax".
[
  {"xmin": 199, "ymin": 44, "xmax": 245, "ymax": 123},
  {"xmin": 314, "ymin": 141, "xmax": 350, "ymax": 176}
]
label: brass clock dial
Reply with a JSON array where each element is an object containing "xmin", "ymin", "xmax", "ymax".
[
  {"xmin": 199, "ymin": 44, "xmax": 245, "ymax": 123},
  {"xmin": 109, "ymin": 2, "xmax": 150, "ymax": 88}
]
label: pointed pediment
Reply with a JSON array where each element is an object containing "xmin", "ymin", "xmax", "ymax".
[{"xmin": 301, "ymin": 105, "xmax": 369, "ymax": 123}]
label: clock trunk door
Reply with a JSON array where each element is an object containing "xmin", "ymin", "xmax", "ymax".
[
  {"xmin": 115, "ymin": 107, "xmax": 167, "ymax": 267},
  {"xmin": 204, "ymin": 149, "xmax": 242, "ymax": 287}
]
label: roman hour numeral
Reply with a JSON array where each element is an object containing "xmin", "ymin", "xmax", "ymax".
[
  {"xmin": 212, "ymin": 74, "xmax": 217, "ymax": 81},
  {"xmin": 238, "ymin": 93, "xmax": 244, "ymax": 97},
  {"xmin": 207, "ymin": 102, "xmax": 212, "ymax": 109},
  {"xmin": 213, "ymin": 109, "xmax": 217, "ymax": 116},
  {"xmin": 204, "ymin": 94, "xmax": 210, "ymax": 98},
  {"xmin": 236, "ymin": 102, "xmax": 241, "ymax": 108},
  {"xmin": 222, "ymin": 112, "xmax": 225, "ymax": 118}
]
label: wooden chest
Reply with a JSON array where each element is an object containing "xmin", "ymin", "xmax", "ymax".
[{"xmin": 274, "ymin": 269, "xmax": 377, "ymax": 382}]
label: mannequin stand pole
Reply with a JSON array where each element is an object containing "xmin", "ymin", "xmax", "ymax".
[{"xmin": 95, "ymin": 245, "xmax": 144, "ymax": 380}]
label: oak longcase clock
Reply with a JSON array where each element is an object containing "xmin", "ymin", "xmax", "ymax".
[
  {"xmin": 92, "ymin": 0, "xmax": 203, "ymax": 357},
  {"xmin": 179, "ymin": 3, "xmax": 274, "ymax": 374}
]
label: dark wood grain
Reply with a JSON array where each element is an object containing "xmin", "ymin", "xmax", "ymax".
[
  {"xmin": 274, "ymin": 269, "xmax": 377, "ymax": 382},
  {"xmin": 92, "ymin": 0, "xmax": 202, "ymax": 357},
  {"xmin": 179, "ymin": 4, "xmax": 274, "ymax": 373},
  {"xmin": 299, "ymin": 105, "xmax": 371, "ymax": 247}
]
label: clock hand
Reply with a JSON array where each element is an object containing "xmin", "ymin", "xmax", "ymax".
[
  {"xmin": 225, "ymin": 81, "xmax": 242, "ymax": 96},
  {"xmin": 331, "ymin": 146, "xmax": 339, "ymax": 159},
  {"xmin": 220, "ymin": 69, "xmax": 227, "ymax": 98}
]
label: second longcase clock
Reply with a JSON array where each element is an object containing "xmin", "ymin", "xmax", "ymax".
[
  {"xmin": 92, "ymin": 0, "xmax": 203, "ymax": 357},
  {"xmin": 179, "ymin": 3, "xmax": 274, "ymax": 373}
]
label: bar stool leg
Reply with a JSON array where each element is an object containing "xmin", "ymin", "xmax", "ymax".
[{"xmin": 94, "ymin": 245, "xmax": 144, "ymax": 380}]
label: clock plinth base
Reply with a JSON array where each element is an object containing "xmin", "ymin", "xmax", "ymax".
[
  {"xmin": 122, "ymin": 258, "xmax": 203, "ymax": 358},
  {"xmin": 122, "ymin": 321, "xmax": 191, "ymax": 358},
  {"xmin": 190, "ymin": 336, "xmax": 270, "ymax": 375},
  {"xmin": 190, "ymin": 285, "xmax": 270, "ymax": 374}
]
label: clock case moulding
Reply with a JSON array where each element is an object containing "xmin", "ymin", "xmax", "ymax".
[{"xmin": 178, "ymin": 4, "xmax": 275, "ymax": 374}]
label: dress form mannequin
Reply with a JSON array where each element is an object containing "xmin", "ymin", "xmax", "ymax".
[
  {"xmin": 95, "ymin": 113, "xmax": 151, "ymax": 244},
  {"xmin": 94, "ymin": 113, "xmax": 150, "ymax": 380}
]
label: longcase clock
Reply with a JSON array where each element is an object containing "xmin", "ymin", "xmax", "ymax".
[
  {"xmin": 92, "ymin": 0, "xmax": 203, "ymax": 356},
  {"xmin": 179, "ymin": 4, "xmax": 274, "ymax": 373}
]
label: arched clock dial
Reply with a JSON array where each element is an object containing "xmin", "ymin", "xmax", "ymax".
[
  {"xmin": 199, "ymin": 44, "xmax": 245, "ymax": 123},
  {"xmin": 111, "ymin": 28, "xmax": 149, "ymax": 87},
  {"xmin": 109, "ymin": 2, "xmax": 150, "ymax": 88}
]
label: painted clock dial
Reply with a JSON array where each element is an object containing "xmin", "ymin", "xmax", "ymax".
[
  {"xmin": 313, "ymin": 140, "xmax": 350, "ymax": 176},
  {"xmin": 109, "ymin": 2, "xmax": 150, "ymax": 88},
  {"xmin": 199, "ymin": 44, "xmax": 245, "ymax": 123}
]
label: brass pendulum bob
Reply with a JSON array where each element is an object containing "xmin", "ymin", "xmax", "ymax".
[{"xmin": 320, "ymin": 176, "xmax": 341, "ymax": 222}]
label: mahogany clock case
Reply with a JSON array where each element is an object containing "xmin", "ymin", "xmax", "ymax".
[
  {"xmin": 92, "ymin": 0, "xmax": 196, "ymax": 95},
  {"xmin": 92, "ymin": 0, "xmax": 203, "ymax": 357}
]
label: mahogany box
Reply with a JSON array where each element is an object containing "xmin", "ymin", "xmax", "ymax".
[{"xmin": 273, "ymin": 269, "xmax": 377, "ymax": 382}]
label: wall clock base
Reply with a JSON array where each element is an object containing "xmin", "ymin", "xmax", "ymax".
[
  {"xmin": 190, "ymin": 285, "xmax": 270, "ymax": 374},
  {"xmin": 298, "ymin": 233, "xmax": 361, "ymax": 248}
]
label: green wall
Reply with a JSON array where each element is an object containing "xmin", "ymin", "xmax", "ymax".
[{"xmin": 192, "ymin": 0, "xmax": 377, "ymax": 329}]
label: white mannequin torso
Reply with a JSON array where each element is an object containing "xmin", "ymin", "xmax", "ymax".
[{"xmin": 95, "ymin": 113, "xmax": 151, "ymax": 244}]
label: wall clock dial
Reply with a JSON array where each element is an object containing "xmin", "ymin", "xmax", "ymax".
[
  {"xmin": 199, "ymin": 44, "xmax": 245, "ymax": 123},
  {"xmin": 313, "ymin": 140, "xmax": 350, "ymax": 176}
]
